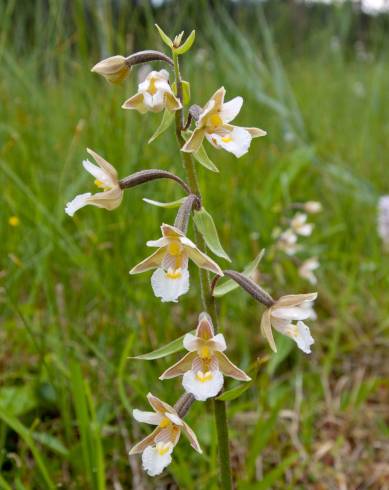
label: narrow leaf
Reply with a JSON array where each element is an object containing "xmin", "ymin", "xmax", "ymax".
[
  {"xmin": 32, "ymin": 432, "xmax": 69, "ymax": 458},
  {"xmin": 193, "ymin": 144, "xmax": 219, "ymax": 173},
  {"xmin": 130, "ymin": 331, "xmax": 194, "ymax": 360},
  {"xmin": 217, "ymin": 380, "xmax": 254, "ymax": 401},
  {"xmin": 193, "ymin": 207, "xmax": 231, "ymax": 261},
  {"xmin": 148, "ymin": 109, "xmax": 175, "ymax": 144},
  {"xmin": 143, "ymin": 197, "xmax": 186, "ymax": 209},
  {"xmin": 213, "ymin": 249, "xmax": 265, "ymax": 297},
  {"xmin": 155, "ymin": 24, "xmax": 173, "ymax": 48},
  {"xmin": 174, "ymin": 30, "xmax": 196, "ymax": 55}
]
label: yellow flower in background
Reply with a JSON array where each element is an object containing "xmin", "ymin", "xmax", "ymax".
[{"xmin": 8, "ymin": 216, "xmax": 20, "ymax": 227}]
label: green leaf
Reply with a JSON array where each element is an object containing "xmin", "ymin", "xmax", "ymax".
[
  {"xmin": 193, "ymin": 144, "xmax": 219, "ymax": 173},
  {"xmin": 174, "ymin": 30, "xmax": 196, "ymax": 55},
  {"xmin": 0, "ymin": 384, "xmax": 38, "ymax": 416},
  {"xmin": 182, "ymin": 80, "xmax": 191, "ymax": 105},
  {"xmin": 148, "ymin": 109, "xmax": 175, "ymax": 144},
  {"xmin": 239, "ymin": 454, "xmax": 298, "ymax": 490},
  {"xmin": 143, "ymin": 197, "xmax": 186, "ymax": 209},
  {"xmin": 32, "ymin": 432, "xmax": 69, "ymax": 458},
  {"xmin": 155, "ymin": 24, "xmax": 173, "ymax": 48},
  {"xmin": 217, "ymin": 380, "xmax": 254, "ymax": 402},
  {"xmin": 130, "ymin": 331, "xmax": 194, "ymax": 360},
  {"xmin": 193, "ymin": 207, "xmax": 231, "ymax": 262},
  {"xmin": 213, "ymin": 249, "xmax": 265, "ymax": 297}
]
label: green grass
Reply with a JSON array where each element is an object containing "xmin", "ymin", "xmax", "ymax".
[{"xmin": 1, "ymin": 1, "xmax": 389, "ymax": 488}]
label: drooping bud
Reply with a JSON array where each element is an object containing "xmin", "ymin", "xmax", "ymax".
[
  {"xmin": 91, "ymin": 55, "xmax": 130, "ymax": 84},
  {"xmin": 303, "ymin": 201, "xmax": 322, "ymax": 214}
]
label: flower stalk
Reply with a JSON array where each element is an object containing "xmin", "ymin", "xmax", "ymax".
[{"xmin": 172, "ymin": 50, "xmax": 233, "ymax": 490}]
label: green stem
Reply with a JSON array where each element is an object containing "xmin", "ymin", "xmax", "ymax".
[{"xmin": 172, "ymin": 52, "xmax": 233, "ymax": 490}]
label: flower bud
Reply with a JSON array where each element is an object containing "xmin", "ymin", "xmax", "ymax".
[
  {"xmin": 304, "ymin": 201, "xmax": 322, "ymax": 214},
  {"xmin": 91, "ymin": 55, "xmax": 130, "ymax": 84}
]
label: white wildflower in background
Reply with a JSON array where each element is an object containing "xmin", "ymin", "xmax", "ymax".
[
  {"xmin": 303, "ymin": 201, "xmax": 322, "ymax": 214},
  {"xmin": 378, "ymin": 196, "xmax": 389, "ymax": 250},
  {"xmin": 91, "ymin": 55, "xmax": 130, "ymax": 83},
  {"xmin": 160, "ymin": 313, "xmax": 250, "ymax": 401},
  {"xmin": 65, "ymin": 149, "xmax": 123, "ymax": 216},
  {"xmin": 260, "ymin": 293, "xmax": 317, "ymax": 354},
  {"xmin": 277, "ymin": 229, "xmax": 299, "ymax": 255},
  {"xmin": 130, "ymin": 393, "xmax": 201, "ymax": 476},
  {"xmin": 130, "ymin": 224, "xmax": 223, "ymax": 302},
  {"xmin": 182, "ymin": 87, "xmax": 266, "ymax": 158},
  {"xmin": 298, "ymin": 257, "xmax": 320, "ymax": 285},
  {"xmin": 122, "ymin": 69, "xmax": 182, "ymax": 113},
  {"xmin": 290, "ymin": 213, "xmax": 314, "ymax": 237}
]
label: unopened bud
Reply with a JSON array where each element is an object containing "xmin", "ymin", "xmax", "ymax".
[
  {"xmin": 304, "ymin": 201, "xmax": 322, "ymax": 214},
  {"xmin": 91, "ymin": 55, "xmax": 130, "ymax": 84}
]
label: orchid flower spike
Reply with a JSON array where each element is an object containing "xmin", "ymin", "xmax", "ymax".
[
  {"xmin": 122, "ymin": 69, "xmax": 181, "ymax": 113},
  {"xmin": 298, "ymin": 257, "xmax": 320, "ymax": 285},
  {"xmin": 290, "ymin": 213, "xmax": 314, "ymax": 237},
  {"xmin": 260, "ymin": 292, "xmax": 318, "ymax": 354},
  {"xmin": 65, "ymin": 149, "xmax": 123, "ymax": 216},
  {"xmin": 160, "ymin": 313, "xmax": 250, "ymax": 401},
  {"xmin": 182, "ymin": 87, "xmax": 266, "ymax": 158},
  {"xmin": 130, "ymin": 393, "xmax": 201, "ymax": 477},
  {"xmin": 130, "ymin": 224, "xmax": 223, "ymax": 303}
]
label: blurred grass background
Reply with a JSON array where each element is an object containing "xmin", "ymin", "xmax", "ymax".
[{"xmin": 1, "ymin": 0, "xmax": 389, "ymax": 488}]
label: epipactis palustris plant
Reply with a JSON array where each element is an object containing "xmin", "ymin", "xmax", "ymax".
[{"xmin": 65, "ymin": 25, "xmax": 318, "ymax": 488}]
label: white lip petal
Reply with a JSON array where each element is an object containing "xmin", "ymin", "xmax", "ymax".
[
  {"xmin": 182, "ymin": 370, "xmax": 224, "ymax": 401},
  {"xmin": 208, "ymin": 127, "xmax": 252, "ymax": 158},
  {"xmin": 142, "ymin": 444, "xmax": 173, "ymax": 477},
  {"xmin": 151, "ymin": 267, "xmax": 190, "ymax": 303},
  {"xmin": 65, "ymin": 193, "xmax": 93, "ymax": 216},
  {"xmin": 293, "ymin": 321, "xmax": 314, "ymax": 354}
]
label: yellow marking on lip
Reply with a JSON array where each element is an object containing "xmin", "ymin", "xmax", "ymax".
[
  {"xmin": 156, "ymin": 442, "xmax": 172, "ymax": 456},
  {"xmin": 94, "ymin": 179, "xmax": 109, "ymax": 190},
  {"xmin": 221, "ymin": 135, "xmax": 232, "ymax": 143},
  {"xmin": 208, "ymin": 113, "xmax": 223, "ymax": 128},
  {"xmin": 195, "ymin": 371, "xmax": 213, "ymax": 383},
  {"xmin": 165, "ymin": 269, "xmax": 182, "ymax": 279},
  {"xmin": 199, "ymin": 346, "xmax": 211, "ymax": 359},
  {"xmin": 159, "ymin": 417, "xmax": 171, "ymax": 429},
  {"xmin": 148, "ymin": 78, "xmax": 157, "ymax": 95}
]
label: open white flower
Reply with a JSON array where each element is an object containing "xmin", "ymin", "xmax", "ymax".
[
  {"xmin": 129, "ymin": 393, "xmax": 201, "ymax": 477},
  {"xmin": 298, "ymin": 257, "xmax": 319, "ymax": 285},
  {"xmin": 277, "ymin": 229, "xmax": 299, "ymax": 255},
  {"xmin": 122, "ymin": 69, "xmax": 181, "ymax": 113},
  {"xmin": 290, "ymin": 213, "xmax": 313, "ymax": 237},
  {"xmin": 160, "ymin": 313, "xmax": 250, "ymax": 401},
  {"xmin": 65, "ymin": 148, "xmax": 123, "ymax": 216},
  {"xmin": 260, "ymin": 292, "xmax": 317, "ymax": 354},
  {"xmin": 130, "ymin": 224, "xmax": 223, "ymax": 303},
  {"xmin": 182, "ymin": 87, "xmax": 266, "ymax": 158}
]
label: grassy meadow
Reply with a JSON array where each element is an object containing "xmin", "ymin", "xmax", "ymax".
[{"xmin": 1, "ymin": 1, "xmax": 389, "ymax": 488}]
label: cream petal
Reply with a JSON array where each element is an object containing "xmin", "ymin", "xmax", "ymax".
[
  {"xmin": 161, "ymin": 223, "xmax": 185, "ymax": 238},
  {"xmin": 129, "ymin": 248, "xmax": 166, "ymax": 274},
  {"xmin": 219, "ymin": 96, "xmax": 243, "ymax": 123},
  {"xmin": 215, "ymin": 352, "xmax": 251, "ymax": 381},
  {"xmin": 195, "ymin": 312, "xmax": 215, "ymax": 340},
  {"xmin": 245, "ymin": 127, "xmax": 267, "ymax": 138},
  {"xmin": 146, "ymin": 393, "xmax": 176, "ymax": 415},
  {"xmin": 159, "ymin": 352, "xmax": 197, "ymax": 379},
  {"xmin": 211, "ymin": 334, "xmax": 227, "ymax": 352},
  {"xmin": 86, "ymin": 148, "xmax": 118, "ymax": 182},
  {"xmin": 297, "ymin": 223, "xmax": 314, "ymax": 236},
  {"xmin": 65, "ymin": 192, "xmax": 92, "ymax": 216},
  {"xmin": 129, "ymin": 427, "xmax": 161, "ymax": 455},
  {"xmin": 132, "ymin": 409, "xmax": 163, "ymax": 425},
  {"xmin": 121, "ymin": 92, "xmax": 147, "ymax": 113},
  {"xmin": 146, "ymin": 237, "xmax": 169, "ymax": 248},
  {"xmin": 143, "ymin": 90, "xmax": 165, "ymax": 112},
  {"xmin": 141, "ymin": 443, "xmax": 173, "ymax": 477},
  {"xmin": 208, "ymin": 86, "xmax": 226, "ymax": 112},
  {"xmin": 274, "ymin": 321, "xmax": 314, "ymax": 354},
  {"xmin": 82, "ymin": 159, "xmax": 112, "ymax": 188},
  {"xmin": 165, "ymin": 91, "xmax": 182, "ymax": 112},
  {"xmin": 165, "ymin": 413, "xmax": 183, "ymax": 426},
  {"xmin": 181, "ymin": 128, "xmax": 205, "ymax": 153},
  {"xmin": 260, "ymin": 308, "xmax": 277, "ymax": 352},
  {"xmin": 151, "ymin": 267, "xmax": 190, "ymax": 303},
  {"xmin": 185, "ymin": 246, "xmax": 223, "ymax": 276},
  {"xmin": 276, "ymin": 293, "xmax": 318, "ymax": 308},
  {"xmin": 182, "ymin": 369, "xmax": 224, "ymax": 401},
  {"xmin": 182, "ymin": 421, "xmax": 202, "ymax": 454},
  {"xmin": 211, "ymin": 127, "xmax": 252, "ymax": 158}
]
